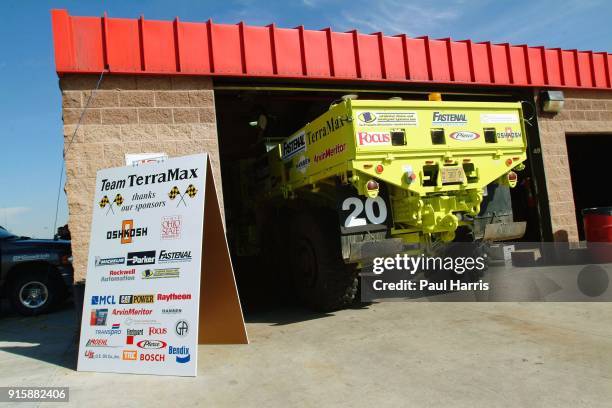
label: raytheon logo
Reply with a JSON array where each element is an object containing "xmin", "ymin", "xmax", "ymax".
[
  {"xmin": 106, "ymin": 220, "xmax": 147, "ymax": 244},
  {"xmin": 127, "ymin": 251, "xmax": 156, "ymax": 266}
]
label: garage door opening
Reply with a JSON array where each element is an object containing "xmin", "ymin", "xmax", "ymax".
[
  {"xmin": 212, "ymin": 83, "xmax": 539, "ymax": 306},
  {"xmin": 567, "ymin": 134, "xmax": 612, "ymax": 240}
]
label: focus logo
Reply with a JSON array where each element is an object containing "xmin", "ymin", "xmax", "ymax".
[
  {"xmin": 161, "ymin": 216, "xmax": 182, "ymax": 240},
  {"xmin": 149, "ymin": 327, "xmax": 168, "ymax": 335},
  {"xmin": 159, "ymin": 250, "xmax": 192, "ymax": 263},
  {"xmin": 358, "ymin": 131, "xmax": 391, "ymax": 146}
]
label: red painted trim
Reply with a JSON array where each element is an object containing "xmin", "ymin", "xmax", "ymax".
[{"xmin": 51, "ymin": 10, "xmax": 612, "ymax": 91}]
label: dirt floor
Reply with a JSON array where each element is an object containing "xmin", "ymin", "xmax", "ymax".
[{"xmin": 1, "ymin": 298, "xmax": 611, "ymax": 407}]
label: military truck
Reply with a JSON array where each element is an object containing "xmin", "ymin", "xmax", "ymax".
[{"xmin": 234, "ymin": 95, "xmax": 527, "ymax": 311}]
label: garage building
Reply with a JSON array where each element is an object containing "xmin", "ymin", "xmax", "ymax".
[{"xmin": 50, "ymin": 9, "xmax": 612, "ymax": 283}]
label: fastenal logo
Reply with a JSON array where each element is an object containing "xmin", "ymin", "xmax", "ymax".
[
  {"xmin": 169, "ymin": 346, "xmax": 191, "ymax": 363},
  {"xmin": 449, "ymin": 131, "xmax": 480, "ymax": 141},
  {"xmin": 161, "ymin": 215, "xmax": 182, "ymax": 240},
  {"xmin": 106, "ymin": 219, "xmax": 147, "ymax": 244},
  {"xmin": 142, "ymin": 268, "xmax": 180, "ymax": 279},
  {"xmin": 157, "ymin": 293, "xmax": 192, "ymax": 302},
  {"xmin": 282, "ymin": 131, "xmax": 306, "ymax": 161},
  {"xmin": 95, "ymin": 256, "xmax": 125, "ymax": 267},
  {"xmin": 159, "ymin": 250, "xmax": 192, "ymax": 263},
  {"xmin": 358, "ymin": 131, "xmax": 391, "ymax": 146},
  {"xmin": 175, "ymin": 320, "xmax": 189, "ymax": 337},
  {"xmin": 127, "ymin": 251, "xmax": 156, "ymax": 266},
  {"xmin": 119, "ymin": 294, "xmax": 155, "ymax": 304},
  {"xmin": 432, "ymin": 112, "xmax": 467, "ymax": 125}
]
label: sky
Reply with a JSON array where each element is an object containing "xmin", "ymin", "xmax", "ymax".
[{"xmin": 0, "ymin": 0, "xmax": 610, "ymax": 238}]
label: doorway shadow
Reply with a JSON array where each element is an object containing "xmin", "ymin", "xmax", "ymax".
[{"xmin": 0, "ymin": 300, "xmax": 77, "ymax": 370}]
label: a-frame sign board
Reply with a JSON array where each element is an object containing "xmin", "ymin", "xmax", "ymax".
[{"xmin": 77, "ymin": 153, "xmax": 247, "ymax": 377}]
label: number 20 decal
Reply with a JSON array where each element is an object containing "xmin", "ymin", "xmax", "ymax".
[{"xmin": 341, "ymin": 196, "xmax": 388, "ymax": 227}]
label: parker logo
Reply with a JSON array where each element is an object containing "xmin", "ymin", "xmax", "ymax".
[
  {"xmin": 358, "ymin": 131, "xmax": 391, "ymax": 146},
  {"xmin": 159, "ymin": 250, "xmax": 192, "ymax": 263},
  {"xmin": 106, "ymin": 220, "xmax": 147, "ymax": 244},
  {"xmin": 282, "ymin": 131, "xmax": 306, "ymax": 161},
  {"xmin": 122, "ymin": 350, "xmax": 138, "ymax": 361},
  {"xmin": 127, "ymin": 251, "xmax": 156, "ymax": 266},
  {"xmin": 449, "ymin": 131, "xmax": 479, "ymax": 141},
  {"xmin": 119, "ymin": 294, "xmax": 155, "ymax": 304},
  {"xmin": 95, "ymin": 256, "xmax": 125, "ymax": 267},
  {"xmin": 432, "ymin": 112, "xmax": 467, "ymax": 125},
  {"xmin": 137, "ymin": 340, "xmax": 167, "ymax": 350},
  {"xmin": 161, "ymin": 215, "xmax": 182, "ymax": 240}
]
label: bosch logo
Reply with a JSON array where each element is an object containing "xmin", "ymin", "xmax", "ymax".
[{"xmin": 358, "ymin": 131, "xmax": 391, "ymax": 146}]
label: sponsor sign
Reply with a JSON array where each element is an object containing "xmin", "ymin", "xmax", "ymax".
[
  {"xmin": 356, "ymin": 111, "xmax": 418, "ymax": 127},
  {"xmin": 79, "ymin": 153, "xmax": 247, "ymax": 377},
  {"xmin": 496, "ymin": 127, "xmax": 522, "ymax": 140}
]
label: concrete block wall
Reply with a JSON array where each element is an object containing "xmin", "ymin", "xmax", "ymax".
[
  {"xmin": 60, "ymin": 75, "xmax": 220, "ymax": 282},
  {"xmin": 537, "ymin": 89, "xmax": 612, "ymax": 242}
]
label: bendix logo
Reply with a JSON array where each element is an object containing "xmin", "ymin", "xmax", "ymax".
[
  {"xmin": 358, "ymin": 131, "xmax": 391, "ymax": 145},
  {"xmin": 449, "ymin": 131, "xmax": 480, "ymax": 141}
]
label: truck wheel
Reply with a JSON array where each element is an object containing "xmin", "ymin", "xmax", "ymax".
[
  {"xmin": 290, "ymin": 211, "xmax": 358, "ymax": 312},
  {"xmin": 9, "ymin": 270, "xmax": 60, "ymax": 316}
]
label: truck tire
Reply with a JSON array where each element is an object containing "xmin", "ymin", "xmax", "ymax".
[
  {"xmin": 289, "ymin": 211, "xmax": 358, "ymax": 312},
  {"xmin": 8, "ymin": 269, "xmax": 61, "ymax": 316}
]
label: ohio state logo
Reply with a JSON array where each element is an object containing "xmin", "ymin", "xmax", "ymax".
[{"xmin": 358, "ymin": 131, "xmax": 391, "ymax": 146}]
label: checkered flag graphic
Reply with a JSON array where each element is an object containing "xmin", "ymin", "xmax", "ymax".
[
  {"xmin": 113, "ymin": 194, "xmax": 123, "ymax": 206},
  {"xmin": 185, "ymin": 184, "xmax": 198, "ymax": 198},
  {"xmin": 99, "ymin": 196, "xmax": 110, "ymax": 208}
]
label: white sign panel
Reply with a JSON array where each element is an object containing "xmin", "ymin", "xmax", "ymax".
[{"xmin": 78, "ymin": 153, "xmax": 208, "ymax": 377}]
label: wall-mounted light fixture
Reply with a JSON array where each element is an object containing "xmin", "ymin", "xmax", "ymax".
[{"xmin": 540, "ymin": 90, "xmax": 565, "ymax": 113}]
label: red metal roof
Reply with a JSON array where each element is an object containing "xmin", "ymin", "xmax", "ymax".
[{"xmin": 51, "ymin": 9, "xmax": 612, "ymax": 90}]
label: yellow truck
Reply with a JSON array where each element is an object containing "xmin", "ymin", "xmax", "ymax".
[{"xmin": 238, "ymin": 95, "xmax": 527, "ymax": 310}]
